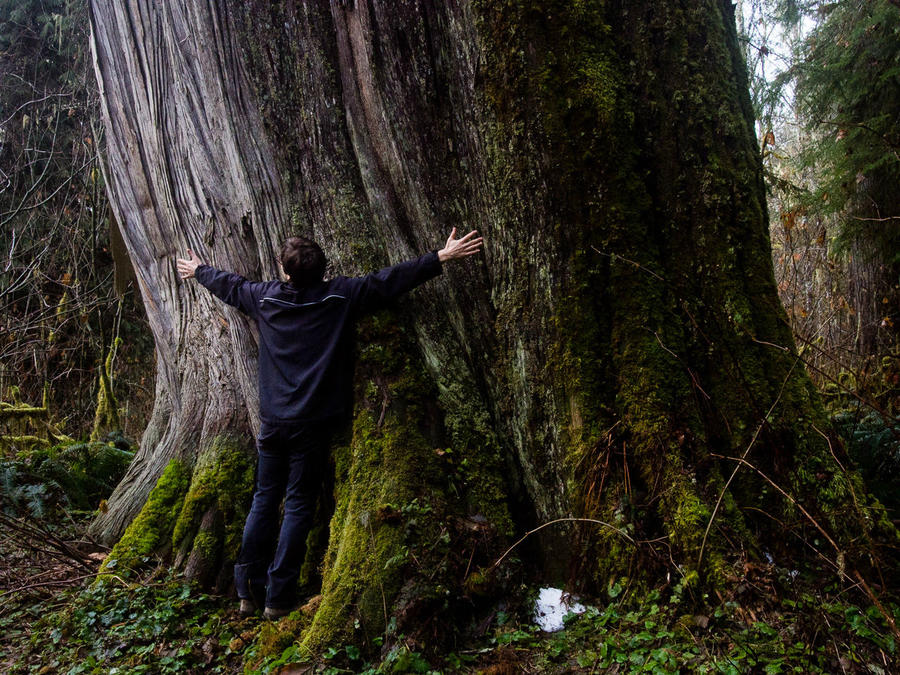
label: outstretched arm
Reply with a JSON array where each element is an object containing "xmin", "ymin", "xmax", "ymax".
[
  {"xmin": 351, "ymin": 229, "xmax": 484, "ymax": 314},
  {"xmin": 177, "ymin": 249, "xmax": 261, "ymax": 317}
]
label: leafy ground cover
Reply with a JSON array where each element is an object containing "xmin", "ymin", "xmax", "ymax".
[
  {"xmin": 2, "ymin": 406, "xmax": 898, "ymax": 674},
  {"xmin": 2, "ymin": 550, "xmax": 897, "ymax": 674}
]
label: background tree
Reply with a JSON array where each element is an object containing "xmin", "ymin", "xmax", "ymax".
[
  {"xmin": 0, "ymin": 0, "xmax": 152, "ymax": 441},
  {"xmin": 793, "ymin": 0, "xmax": 900, "ymax": 357},
  {"xmin": 739, "ymin": 0, "xmax": 900, "ymax": 395},
  {"xmin": 87, "ymin": 0, "xmax": 895, "ymax": 654}
]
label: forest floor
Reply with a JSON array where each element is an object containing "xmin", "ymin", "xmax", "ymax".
[
  {"xmin": 1, "ymin": 517, "xmax": 897, "ymax": 675},
  {"xmin": 2, "ymin": 397, "xmax": 898, "ymax": 674}
]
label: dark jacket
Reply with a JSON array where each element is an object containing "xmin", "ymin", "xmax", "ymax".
[{"xmin": 195, "ymin": 251, "xmax": 442, "ymax": 424}]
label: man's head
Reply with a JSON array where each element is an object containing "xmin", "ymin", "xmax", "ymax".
[{"xmin": 280, "ymin": 236, "xmax": 326, "ymax": 287}]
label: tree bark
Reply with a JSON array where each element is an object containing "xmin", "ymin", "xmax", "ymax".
[
  {"xmin": 88, "ymin": 0, "xmax": 894, "ymax": 656},
  {"xmin": 86, "ymin": 0, "xmax": 283, "ymax": 583}
]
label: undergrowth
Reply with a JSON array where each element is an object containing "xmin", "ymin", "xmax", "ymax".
[
  {"xmin": 1, "ymin": 432, "xmax": 134, "ymax": 518},
  {"xmin": 4, "ymin": 525, "xmax": 899, "ymax": 673},
  {"xmin": 482, "ymin": 589, "xmax": 897, "ymax": 674},
  {"xmin": 2, "ymin": 406, "xmax": 899, "ymax": 673},
  {"xmin": 237, "ymin": 570, "xmax": 898, "ymax": 674},
  {"xmin": 6, "ymin": 572, "xmax": 246, "ymax": 674},
  {"xmin": 9, "ymin": 572, "xmax": 896, "ymax": 674}
]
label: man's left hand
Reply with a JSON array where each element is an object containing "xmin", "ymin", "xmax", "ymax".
[{"xmin": 177, "ymin": 249, "xmax": 202, "ymax": 279}]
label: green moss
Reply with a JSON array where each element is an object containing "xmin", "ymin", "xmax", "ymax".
[
  {"xmin": 1, "ymin": 392, "xmax": 72, "ymax": 450},
  {"xmin": 100, "ymin": 459, "xmax": 190, "ymax": 577},
  {"xmin": 473, "ymin": 0, "xmax": 817, "ymax": 591},
  {"xmin": 1, "ymin": 435, "xmax": 50, "ymax": 450},
  {"xmin": 293, "ymin": 314, "xmax": 510, "ymax": 656},
  {"xmin": 172, "ymin": 435, "xmax": 254, "ymax": 565},
  {"xmin": 298, "ymin": 495, "xmax": 334, "ymax": 591},
  {"xmin": 190, "ymin": 530, "xmax": 218, "ymax": 562},
  {"xmin": 253, "ymin": 622, "xmax": 296, "ymax": 662},
  {"xmin": 248, "ymin": 610, "xmax": 311, "ymax": 669},
  {"xmin": 436, "ymin": 377, "xmax": 513, "ymax": 536},
  {"xmin": 91, "ymin": 337, "xmax": 122, "ymax": 442},
  {"xmin": 0, "ymin": 405, "xmax": 49, "ymax": 419},
  {"xmin": 301, "ymin": 410, "xmax": 421, "ymax": 652}
]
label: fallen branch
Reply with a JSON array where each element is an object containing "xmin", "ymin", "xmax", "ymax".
[
  {"xmin": 6, "ymin": 571, "xmax": 105, "ymax": 594},
  {"xmin": 0, "ymin": 512, "xmax": 94, "ymax": 572},
  {"xmin": 710, "ymin": 453, "xmax": 839, "ymax": 553}
]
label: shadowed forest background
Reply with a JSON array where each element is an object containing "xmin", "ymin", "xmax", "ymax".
[{"xmin": 1, "ymin": 0, "xmax": 898, "ymax": 673}]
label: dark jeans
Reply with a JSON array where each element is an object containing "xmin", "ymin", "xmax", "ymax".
[{"xmin": 234, "ymin": 422, "xmax": 333, "ymax": 609}]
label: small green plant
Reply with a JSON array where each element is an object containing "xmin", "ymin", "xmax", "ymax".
[{"xmin": 475, "ymin": 585, "xmax": 899, "ymax": 674}]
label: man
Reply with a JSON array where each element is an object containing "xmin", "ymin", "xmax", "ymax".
[{"xmin": 176, "ymin": 229, "xmax": 483, "ymax": 619}]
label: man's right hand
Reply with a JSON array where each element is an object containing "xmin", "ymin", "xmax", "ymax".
[{"xmin": 438, "ymin": 228, "xmax": 483, "ymax": 263}]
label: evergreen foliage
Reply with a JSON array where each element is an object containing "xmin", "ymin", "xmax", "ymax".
[
  {"xmin": 0, "ymin": 0, "xmax": 152, "ymax": 436},
  {"xmin": 740, "ymin": 0, "xmax": 899, "ymax": 368},
  {"xmin": 794, "ymin": 1, "xmax": 900, "ymax": 255},
  {"xmin": 784, "ymin": 0, "xmax": 900, "ymax": 352}
]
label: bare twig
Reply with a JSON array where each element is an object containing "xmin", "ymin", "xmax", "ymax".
[
  {"xmin": 811, "ymin": 423, "xmax": 846, "ymax": 473},
  {"xmin": 710, "ymin": 453, "xmax": 840, "ymax": 553},
  {"xmin": 0, "ymin": 512, "xmax": 94, "ymax": 571},
  {"xmin": 366, "ymin": 520, "xmax": 388, "ymax": 629},
  {"xmin": 650, "ymin": 330, "xmax": 710, "ymax": 400},
  {"xmin": 6, "ymin": 571, "xmax": 103, "ymax": 594},
  {"xmin": 486, "ymin": 517, "xmax": 636, "ymax": 575},
  {"xmin": 703, "ymin": 451, "xmax": 900, "ymax": 643},
  {"xmin": 591, "ymin": 247, "xmax": 665, "ymax": 282},
  {"xmin": 853, "ymin": 570, "xmax": 900, "ymax": 643},
  {"xmin": 849, "ymin": 215, "xmax": 900, "ymax": 222},
  {"xmin": 697, "ymin": 357, "xmax": 799, "ymax": 570},
  {"xmin": 0, "ymin": 92, "xmax": 73, "ymax": 129}
]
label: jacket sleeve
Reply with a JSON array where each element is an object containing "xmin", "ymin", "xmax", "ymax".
[
  {"xmin": 349, "ymin": 251, "xmax": 443, "ymax": 315},
  {"xmin": 194, "ymin": 265, "xmax": 262, "ymax": 317}
]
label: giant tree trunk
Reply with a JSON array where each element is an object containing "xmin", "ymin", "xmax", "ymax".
[{"xmin": 88, "ymin": 0, "xmax": 893, "ymax": 656}]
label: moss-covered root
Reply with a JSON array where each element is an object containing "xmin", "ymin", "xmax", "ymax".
[
  {"xmin": 299, "ymin": 412, "xmax": 432, "ymax": 655},
  {"xmin": 99, "ymin": 458, "xmax": 190, "ymax": 578},
  {"xmin": 172, "ymin": 436, "xmax": 255, "ymax": 589},
  {"xmin": 98, "ymin": 436, "xmax": 254, "ymax": 585},
  {"xmin": 292, "ymin": 315, "xmax": 513, "ymax": 658}
]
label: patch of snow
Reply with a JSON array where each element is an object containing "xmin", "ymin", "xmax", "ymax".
[{"xmin": 533, "ymin": 587, "xmax": 586, "ymax": 632}]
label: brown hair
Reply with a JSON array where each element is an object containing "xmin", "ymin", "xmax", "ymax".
[{"xmin": 280, "ymin": 236, "xmax": 326, "ymax": 287}]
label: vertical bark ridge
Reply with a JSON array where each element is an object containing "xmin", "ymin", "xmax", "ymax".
[{"xmin": 88, "ymin": 0, "xmax": 286, "ymax": 543}]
